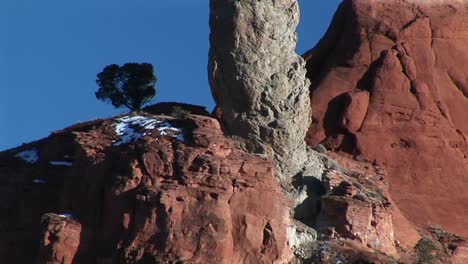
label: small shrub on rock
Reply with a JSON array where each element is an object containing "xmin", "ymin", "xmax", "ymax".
[
  {"xmin": 170, "ymin": 106, "xmax": 191, "ymax": 119},
  {"xmin": 415, "ymin": 238, "xmax": 440, "ymax": 264}
]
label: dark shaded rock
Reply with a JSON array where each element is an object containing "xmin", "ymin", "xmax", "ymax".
[{"xmin": 143, "ymin": 102, "xmax": 211, "ymax": 117}]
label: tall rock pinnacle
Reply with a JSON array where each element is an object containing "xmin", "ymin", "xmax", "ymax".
[{"xmin": 208, "ymin": 0, "xmax": 312, "ymax": 182}]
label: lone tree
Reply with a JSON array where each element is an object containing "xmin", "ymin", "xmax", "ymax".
[{"xmin": 95, "ymin": 63, "xmax": 156, "ymax": 111}]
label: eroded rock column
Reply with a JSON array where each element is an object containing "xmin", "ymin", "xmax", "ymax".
[{"xmin": 209, "ymin": 0, "xmax": 311, "ymax": 182}]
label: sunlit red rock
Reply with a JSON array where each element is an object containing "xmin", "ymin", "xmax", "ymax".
[
  {"xmin": 304, "ymin": 0, "xmax": 468, "ymax": 239},
  {"xmin": 0, "ymin": 111, "xmax": 292, "ymax": 263}
]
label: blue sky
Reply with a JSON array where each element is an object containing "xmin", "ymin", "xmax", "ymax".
[{"xmin": 0, "ymin": 0, "xmax": 341, "ymax": 150}]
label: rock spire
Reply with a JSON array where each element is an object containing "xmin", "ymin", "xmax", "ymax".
[{"xmin": 209, "ymin": 0, "xmax": 313, "ymax": 182}]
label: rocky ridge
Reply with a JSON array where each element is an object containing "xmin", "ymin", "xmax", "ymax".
[{"xmin": 0, "ymin": 110, "xmax": 295, "ymax": 263}]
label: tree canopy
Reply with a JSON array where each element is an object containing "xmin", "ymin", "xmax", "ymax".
[{"xmin": 95, "ymin": 63, "xmax": 156, "ymax": 111}]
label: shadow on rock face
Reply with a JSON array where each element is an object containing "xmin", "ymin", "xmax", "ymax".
[{"xmin": 293, "ymin": 175, "xmax": 326, "ymax": 227}]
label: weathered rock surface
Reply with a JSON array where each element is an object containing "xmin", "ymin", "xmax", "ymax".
[
  {"xmin": 37, "ymin": 214, "xmax": 90, "ymax": 264},
  {"xmin": 304, "ymin": 0, "xmax": 468, "ymax": 238},
  {"xmin": 0, "ymin": 110, "xmax": 293, "ymax": 263},
  {"xmin": 312, "ymin": 154, "xmax": 399, "ymax": 256},
  {"xmin": 294, "ymin": 150, "xmax": 467, "ymax": 263},
  {"xmin": 209, "ymin": 0, "xmax": 312, "ymax": 182},
  {"xmin": 323, "ymin": 152, "xmax": 422, "ymax": 251}
]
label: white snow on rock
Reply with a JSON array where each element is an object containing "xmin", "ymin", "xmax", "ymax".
[
  {"xmin": 50, "ymin": 161, "xmax": 73, "ymax": 166},
  {"xmin": 15, "ymin": 149, "xmax": 39, "ymax": 163},
  {"xmin": 157, "ymin": 121, "xmax": 186, "ymax": 141},
  {"xmin": 58, "ymin": 213, "xmax": 73, "ymax": 218},
  {"xmin": 32, "ymin": 179, "xmax": 47, "ymax": 184},
  {"xmin": 113, "ymin": 115, "xmax": 184, "ymax": 146},
  {"xmin": 176, "ymin": 133, "xmax": 185, "ymax": 142}
]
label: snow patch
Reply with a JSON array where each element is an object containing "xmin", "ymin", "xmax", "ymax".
[
  {"xmin": 15, "ymin": 149, "xmax": 39, "ymax": 163},
  {"xmin": 176, "ymin": 133, "xmax": 185, "ymax": 142},
  {"xmin": 113, "ymin": 115, "xmax": 184, "ymax": 146},
  {"xmin": 32, "ymin": 179, "xmax": 47, "ymax": 184},
  {"xmin": 335, "ymin": 258, "xmax": 344, "ymax": 264},
  {"xmin": 58, "ymin": 213, "xmax": 73, "ymax": 219},
  {"xmin": 157, "ymin": 121, "xmax": 185, "ymax": 141},
  {"xmin": 50, "ymin": 161, "xmax": 73, "ymax": 166}
]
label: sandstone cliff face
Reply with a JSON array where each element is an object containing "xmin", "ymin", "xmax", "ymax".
[
  {"xmin": 304, "ymin": 0, "xmax": 468, "ymax": 239},
  {"xmin": 0, "ymin": 111, "xmax": 292, "ymax": 263},
  {"xmin": 209, "ymin": 0, "xmax": 313, "ymax": 181}
]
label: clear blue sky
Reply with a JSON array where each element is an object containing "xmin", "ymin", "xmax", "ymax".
[{"xmin": 1, "ymin": 0, "xmax": 341, "ymax": 151}]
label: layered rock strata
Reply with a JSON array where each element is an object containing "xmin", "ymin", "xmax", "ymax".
[
  {"xmin": 209, "ymin": 0, "xmax": 313, "ymax": 182},
  {"xmin": 304, "ymin": 0, "xmax": 468, "ymax": 237}
]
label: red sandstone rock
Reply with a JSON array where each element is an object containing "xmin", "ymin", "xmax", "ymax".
[
  {"xmin": 315, "ymin": 156, "xmax": 399, "ymax": 256},
  {"xmin": 0, "ymin": 110, "xmax": 292, "ymax": 263},
  {"xmin": 36, "ymin": 214, "xmax": 89, "ymax": 264},
  {"xmin": 317, "ymin": 195, "xmax": 396, "ymax": 255},
  {"xmin": 452, "ymin": 242, "xmax": 468, "ymax": 264},
  {"xmin": 304, "ymin": 0, "xmax": 468, "ymax": 241}
]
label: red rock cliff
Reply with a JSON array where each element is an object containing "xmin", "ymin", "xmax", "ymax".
[
  {"xmin": 304, "ymin": 0, "xmax": 468, "ymax": 238},
  {"xmin": 0, "ymin": 111, "xmax": 293, "ymax": 263}
]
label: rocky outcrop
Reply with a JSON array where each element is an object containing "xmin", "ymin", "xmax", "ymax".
[
  {"xmin": 304, "ymin": 0, "xmax": 468, "ymax": 239},
  {"xmin": 308, "ymin": 153, "xmax": 402, "ymax": 256},
  {"xmin": 37, "ymin": 214, "xmax": 90, "ymax": 264},
  {"xmin": 317, "ymin": 172, "xmax": 396, "ymax": 256},
  {"xmin": 0, "ymin": 110, "xmax": 293, "ymax": 263},
  {"xmin": 321, "ymin": 152, "xmax": 424, "ymax": 250},
  {"xmin": 294, "ymin": 149, "xmax": 468, "ymax": 263},
  {"xmin": 209, "ymin": 0, "xmax": 313, "ymax": 182}
]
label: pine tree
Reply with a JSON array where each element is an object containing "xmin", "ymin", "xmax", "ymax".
[{"xmin": 95, "ymin": 63, "xmax": 156, "ymax": 111}]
